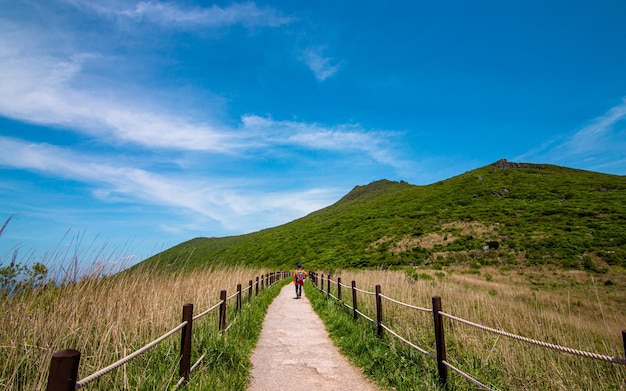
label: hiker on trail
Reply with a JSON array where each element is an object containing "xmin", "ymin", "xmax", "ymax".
[{"xmin": 293, "ymin": 263, "xmax": 307, "ymax": 299}]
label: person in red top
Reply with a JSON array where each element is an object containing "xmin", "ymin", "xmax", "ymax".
[{"xmin": 293, "ymin": 263, "xmax": 307, "ymax": 299}]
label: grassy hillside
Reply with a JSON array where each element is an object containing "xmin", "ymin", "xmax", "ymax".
[{"xmin": 138, "ymin": 159, "xmax": 626, "ymax": 272}]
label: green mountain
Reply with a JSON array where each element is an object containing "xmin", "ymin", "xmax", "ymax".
[{"xmin": 137, "ymin": 160, "xmax": 626, "ymax": 272}]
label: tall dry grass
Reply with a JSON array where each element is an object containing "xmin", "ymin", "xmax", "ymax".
[
  {"xmin": 0, "ymin": 264, "xmax": 272, "ymax": 390},
  {"xmin": 322, "ymin": 267, "xmax": 626, "ymax": 390}
]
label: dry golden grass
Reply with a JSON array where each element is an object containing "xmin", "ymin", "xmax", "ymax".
[
  {"xmin": 322, "ymin": 266, "xmax": 626, "ymax": 390},
  {"xmin": 0, "ymin": 265, "xmax": 271, "ymax": 390}
]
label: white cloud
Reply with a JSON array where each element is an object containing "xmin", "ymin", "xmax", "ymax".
[
  {"xmin": 518, "ymin": 98, "xmax": 626, "ymax": 171},
  {"xmin": 0, "ymin": 5, "xmax": 382, "ymax": 162},
  {"xmin": 240, "ymin": 115, "xmax": 406, "ymax": 168},
  {"xmin": 0, "ymin": 24, "xmax": 396, "ymax": 161},
  {"xmin": 563, "ymin": 98, "xmax": 626, "ymax": 155},
  {"xmin": 0, "ymin": 4, "xmax": 406, "ymax": 238},
  {"xmin": 0, "ymin": 136, "xmax": 337, "ymax": 232},
  {"xmin": 0, "ymin": 28, "xmax": 398, "ymax": 163},
  {"xmin": 301, "ymin": 46, "xmax": 341, "ymax": 81},
  {"xmin": 0, "ymin": 37, "xmax": 242, "ymax": 152},
  {"xmin": 65, "ymin": 0, "xmax": 293, "ymax": 29}
]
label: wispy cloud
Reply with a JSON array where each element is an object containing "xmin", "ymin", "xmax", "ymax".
[
  {"xmin": 301, "ymin": 46, "xmax": 341, "ymax": 81},
  {"xmin": 0, "ymin": 136, "xmax": 338, "ymax": 232},
  {"xmin": 65, "ymin": 0, "xmax": 293, "ymax": 29},
  {"xmin": 0, "ymin": 47, "xmax": 238, "ymax": 152},
  {"xmin": 0, "ymin": 2, "xmax": 402, "ymax": 240},
  {"xmin": 241, "ymin": 115, "xmax": 405, "ymax": 168},
  {"xmin": 518, "ymin": 98, "xmax": 626, "ymax": 171},
  {"xmin": 0, "ymin": 25, "xmax": 398, "ymax": 163},
  {"xmin": 563, "ymin": 98, "xmax": 626, "ymax": 155}
]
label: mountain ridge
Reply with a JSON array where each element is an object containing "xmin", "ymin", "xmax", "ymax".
[{"xmin": 136, "ymin": 160, "xmax": 626, "ymax": 272}]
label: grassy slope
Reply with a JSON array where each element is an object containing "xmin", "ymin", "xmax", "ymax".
[{"xmin": 137, "ymin": 160, "xmax": 626, "ymax": 272}]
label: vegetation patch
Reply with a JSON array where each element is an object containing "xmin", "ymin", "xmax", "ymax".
[
  {"xmin": 310, "ymin": 268, "xmax": 626, "ymax": 390},
  {"xmin": 140, "ymin": 161, "xmax": 626, "ymax": 272},
  {"xmin": 307, "ymin": 284, "xmax": 441, "ymax": 390},
  {"xmin": 0, "ymin": 266, "xmax": 287, "ymax": 390}
]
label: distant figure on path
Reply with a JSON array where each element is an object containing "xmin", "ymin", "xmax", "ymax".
[{"xmin": 293, "ymin": 263, "xmax": 307, "ymax": 298}]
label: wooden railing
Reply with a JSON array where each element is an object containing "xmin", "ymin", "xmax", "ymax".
[
  {"xmin": 309, "ymin": 271, "xmax": 626, "ymax": 390},
  {"xmin": 46, "ymin": 271, "xmax": 290, "ymax": 390}
]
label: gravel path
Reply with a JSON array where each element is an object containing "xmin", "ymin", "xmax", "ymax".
[{"xmin": 248, "ymin": 283, "xmax": 380, "ymax": 391}]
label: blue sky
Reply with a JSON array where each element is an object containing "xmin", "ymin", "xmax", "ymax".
[{"xmin": 1, "ymin": 1, "xmax": 625, "ymax": 269}]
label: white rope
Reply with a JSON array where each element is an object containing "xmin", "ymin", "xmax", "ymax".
[
  {"xmin": 338, "ymin": 282, "xmax": 351, "ymax": 289},
  {"xmin": 76, "ymin": 321, "xmax": 187, "ymax": 387},
  {"xmin": 379, "ymin": 294, "xmax": 432, "ymax": 313},
  {"xmin": 353, "ymin": 286, "xmax": 376, "ymax": 295},
  {"xmin": 226, "ymin": 291, "xmax": 239, "ymax": 301},
  {"xmin": 354, "ymin": 309, "xmax": 375, "ymax": 323},
  {"xmin": 379, "ymin": 323, "xmax": 436, "ymax": 359},
  {"xmin": 442, "ymin": 360, "xmax": 494, "ymax": 390},
  {"xmin": 193, "ymin": 301, "xmax": 223, "ymax": 321},
  {"xmin": 439, "ymin": 311, "xmax": 626, "ymax": 365},
  {"xmin": 190, "ymin": 354, "xmax": 205, "ymax": 372}
]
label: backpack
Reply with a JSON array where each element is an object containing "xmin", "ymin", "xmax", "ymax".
[{"xmin": 295, "ymin": 270, "xmax": 304, "ymax": 283}]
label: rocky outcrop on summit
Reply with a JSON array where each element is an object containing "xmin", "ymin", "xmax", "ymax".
[{"xmin": 493, "ymin": 158, "xmax": 544, "ymax": 170}]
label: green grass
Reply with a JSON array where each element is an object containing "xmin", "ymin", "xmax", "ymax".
[
  {"xmin": 0, "ymin": 265, "xmax": 289, "ymax": 390},
  {"xmin": 307, "ymin": 283, "xmax": 442, "ymax": 391},
  {"xmin": 182, "ymin": 278, "xmax": 289, "ymax": 390},
  {"xmin": 78, "ymin": 278, "xmax": 290, "ymax": 390},
  {"xmin": 307, "ymin": 269, "xmax": 626, "ymax": 391}
]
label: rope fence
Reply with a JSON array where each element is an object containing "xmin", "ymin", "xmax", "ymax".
[
  {"xmin": 355, "ymin": 308, "xmax": 376, "ymax": 323},
  {"xmin": 354, "ymin": 286, "xmax": 376, "ymax": 295},
  {"xmin": 439, "ymin": 311, "xmax": 626, "ymax": 365},
  {"xmin": 380, "ymin": 322, "xmax": 436, "ymax": 359},
  {"xmin": 379, "ymin": 293, "xmax": 432, "ymax": 312},
  {"xmin": 46, "ymin": 271, "xmax": 291, "ymax": 391},
  {"xmin": 76, "ymin": 320, "xmax": 188, "ymax": 388},
  {"xmin": 308, "ymin": 271, "xmax": 626, "ymax": 390},
  {"xmin": 193, "ymin": 300, "xmax": 223, "ymax": 321},
  {"xmin": 443, "ymin": 360, "xmax": 493, "ymax": 390},
  {"xmin": 226, "ymin": 290, "xmax": 240, "ymax": 301}
]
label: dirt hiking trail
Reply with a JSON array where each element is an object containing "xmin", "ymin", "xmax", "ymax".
[{"xmin": 248, "ymin": 283, "xmax": 380, "ymax": 391}]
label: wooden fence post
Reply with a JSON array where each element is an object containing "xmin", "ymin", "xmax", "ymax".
[
  {"xmin": 352, "ymin": 280, "xmax": 358, "ymax": 320},
  {"xmin": 248, "ymin": 280, "xmax": 253, "ymax": 302},
  {"xmin": 337, "ymin": 277, "xmax": 342, "ymax": 301},
  {"xmin": 321, "ymin": 274, "xmax": 324, "ymax": 293},
  {"xmin": 255, "ymin": 276, "xmax": 259, "ymax": 296},
  {"xmin": 179, "ymin": 303, "xmax": 193, "ymax": 382},
  {"xmin": 432, "ymin": 296, "xmax": 448, "ymax": 388},
  {"xmin": 219, "ymin": 290, "xmax": 227, "ymax": 331},
  {"xmin": 46, "ymin": 349, "xmax": 81, "ymax": 391},
  {"xmin": 622, "ymin": 330, "xmax": 625, "ymax": 358},
  {"xmin": 376, "ymin": 285, "xmax": 383, "ymax": 339},
  {"xmin": 236, "ymin": 284, "xmax": 242, "ymax": 313},
  {"xmin": 327, "ymin": 274, "xmax": 330, "ymax": 297},
  {"xmin": 261, "ymin": 275, "xmax": 264, "ymax": 290}
]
